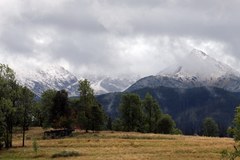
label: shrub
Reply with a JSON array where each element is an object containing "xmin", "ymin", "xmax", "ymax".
[
  {"xmin": 221, "ymin": 145, "xmax": 240, "ymax": 160},
  {"xmin": 32, "ymin": 139, "xmax": 38, "ymax": 155},
  {"xmin": 51, "ymin": 151, "xmax": 80, "ymax": 158}
]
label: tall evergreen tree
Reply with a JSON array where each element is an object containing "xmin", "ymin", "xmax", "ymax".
[
  {"xmin": 40, "ymin": 89, "xmax": 57, "ymax": 128},
  {"xmin": 90, "ymin": 104, "xmax": 105, "ymax": 132},
  {"xmin": 143, "ymin": 93, "xmax": 162, "ymax": 133},
  {"xmin": 120, "ymin": 93, "xmax": 144, "ymax": 132},
  {"xmin": 50, "ymin": 90, "xmax": 70, "ymax": 129},
  {"xmin": 78, "ymin": 79, "xmax": 95, "ymax": 132}
]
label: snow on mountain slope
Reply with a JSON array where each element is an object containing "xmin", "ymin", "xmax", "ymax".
[
  {"xmin": 88, "ymin": 75, "xmax": 139, "ymax": 95},
  {"xmin": 160, "ymin": 49, "xmax": 239, "ymax": 80},
  {"xmin": 14, "ymin": 65, "xmax": 138, "ymax": 97},
  {"xmin": 15, "ymin": 65, "xmax": 79, "ymax": 97},
  {"xmin": 127, "ymin": 49, "xmax": 240, "ymax": 92}
]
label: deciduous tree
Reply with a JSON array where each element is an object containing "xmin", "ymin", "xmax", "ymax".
[
  {"xmin": 0, "ymin": 64, "xmax": 18, "ymax": 148},
  {"xmin": 233, "ymin": 106, "xmax": 240, "ymax": 141},
  {"xmin": 157, "ymin": 114, "xmax": 176, "ymax": 134},
  {"xmin": 202, "ymin": 117, "xmax": 219, "ymax": 137},
  {"xmin": 78, "ymin": 79, "xmax": 95, "ymax": 132},
  {"xmin": 18, "ymin": 86, "xmax": 34, "ymax": 147}
]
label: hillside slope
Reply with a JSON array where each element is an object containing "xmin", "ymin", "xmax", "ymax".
[{"xmin": 97, "ymin": 86, "xmax": 240, "ymax": 135}]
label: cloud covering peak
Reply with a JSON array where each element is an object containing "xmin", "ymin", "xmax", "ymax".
[{"xmin": 0, "ymin": 0, "xmax": 239, "ymax": 77}]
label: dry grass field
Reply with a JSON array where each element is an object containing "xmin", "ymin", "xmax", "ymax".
[{"xmin": 0, "ymin": 127, "xmax": 237, "ymax": 160}]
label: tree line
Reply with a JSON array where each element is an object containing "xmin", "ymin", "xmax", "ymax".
[
  {"xmin": 0, "ymin": 65, "xmax": 107, "ymax": 149},
  {"xmin": 36, "ymin": 79, "xmax": 106, "ymax": 132},
  {"xmin": 113, "ymin": 93, "xmax": 181, "ymax": 134},
  {"xmin": 36, "ymin": 81, "xmax": 181, "ymax": 135}
]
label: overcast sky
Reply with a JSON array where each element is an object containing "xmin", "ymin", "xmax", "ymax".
[{"xmin": 0, "ymin": 0, "xmax": 240, "ymax": 77}]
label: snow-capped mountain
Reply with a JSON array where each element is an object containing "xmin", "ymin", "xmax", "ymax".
[
  {"xmin": 127, "ymin": 49, "xmax": 240, "ymax": 92},
  {"xmin": 16, "ymin": 65, "xmax": 79, "ymax": 97},
  {"xmin": 15, "ymin": 65, "xmax": 137, "ymax": 97},
  {"xmin": 90, "ymin": 76, "xmax": 138, "ymax": 95},
  {"xmin": 160, "ymin": 49, "xmax": 238, "ymax": 80}
]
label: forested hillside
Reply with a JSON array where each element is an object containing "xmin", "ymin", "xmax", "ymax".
[{"xmin": 97, "ymin": 86, "xmax": 240, "ymax": 135}]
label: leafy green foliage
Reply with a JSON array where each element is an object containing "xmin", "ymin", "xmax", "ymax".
[
  {"xmin": 120, "ymin": 93, "xmax": 144, "ymax": 132},
  {"xmin": 118, "ymin": 93, "xmax": 179, "ymax": 134},
  {"xmin": 157, "ymin": 114, "xmax": 176, "ymax": 134},
  {"xmin": 50, "ymin": 90, "xmax": 71, "ymax": 129},
  {"xmin": 31, "ymin": 102, "xmax": 44, "ymax": 127},
  {"xmin": 221, "ymin": 106, "xmax": 240, "ymax": 159},
  {"xmin": 40, "ymin": 89, "xmax": 57, "ymax": 128},
  {"xmin": 40, "ymin": 89, "xmax": 74, "ymax": 129},
  {"xmin": 0, "ymin": 64, "xmax": 19, "ymax": 148},
  {"xmin": 221, "ymin": 145, "xmax": 240, "ymax": 160},
  {"xmin": 78, "ymin": 79, "xmax": 105, "ymax": 132},
  {"xmin": 112, "ymin": 118, "xmax": 123, "ymax": 131},
  {"xmin": 18, "ymin": 86, "xmax": 35, "ymax": 146},
  {"xmin": 0, "ymin": 108, "xmax": 5, "ymax": 149},
  {"xmin": 143, "ymin": 93, "xmax": 162, "ymax": 133},
  {"xmin": 233, "ymin": 107, "xmax": 240, "ymax": 141},
  {"xmin": 97, "ymin": 86, "xmax": 240, "ymax": 135},
  {"xmin": 90, "ymin": 104, "xmax": 105, "ymax": 131},
  {"xmin": 202, "ymin": 117, "xmax": 219, "ymax": 137},
  {"xmin": 107, "ymin": 117, "xmax": 112, "ymax": 130},
  {"xmin": 32, "ymin": 139, "xmax": 38, "ymax": 156}
]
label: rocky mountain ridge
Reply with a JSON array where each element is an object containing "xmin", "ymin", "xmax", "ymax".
[
  {"xmin": 127, "ymin": 49, "xmax": 240, "ymax": 92},
  {"xmin": 15, "ymin": 65, "xmax": 137, "ymax": 97}
]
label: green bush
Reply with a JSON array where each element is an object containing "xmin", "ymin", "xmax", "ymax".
[
  {"xmin": 221, "ymin": 145, "xmax": 240, "ymax": 160},
  {"xmin": 51, "ymin": 151, "xmax": 80, "ymax": 158},
  {"xmin": 32, "ymin": 139, "xmax": 38, "ymax": 155}
]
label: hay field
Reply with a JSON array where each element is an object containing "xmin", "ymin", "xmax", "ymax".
[{"xmin": 0, "ymin": 127, "xmax": 236, "ymax": 160}]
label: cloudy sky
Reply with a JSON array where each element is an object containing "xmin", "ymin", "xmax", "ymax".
[{"xmin": 0, "ymin": 0, "xmax": 239, "ymax": 77}]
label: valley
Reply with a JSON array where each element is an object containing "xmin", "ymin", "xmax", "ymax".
[{"xmin": 12, "ymin": 49, "xmax": 240, "ymax": 136}]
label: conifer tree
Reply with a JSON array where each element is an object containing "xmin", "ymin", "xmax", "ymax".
[
  {"xmin": 143, "ymin": 93, "xmax": 162, "ymax": 133},
  {"xmin": 120, "ymin": 93, "xmax": 144, "ymax": 132},
  {"xmin": 78, "ymin": 79, "xmax": 105, "ymax": 132}
]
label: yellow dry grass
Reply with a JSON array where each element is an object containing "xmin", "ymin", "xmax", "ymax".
[{"xmin": 0, "ymin": 127, "xmax": 237, "ymax": 160}]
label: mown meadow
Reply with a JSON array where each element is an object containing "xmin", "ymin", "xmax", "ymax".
[{"xmin": 0, "ymin": 127, "xmax": 236, "ymax": 160}]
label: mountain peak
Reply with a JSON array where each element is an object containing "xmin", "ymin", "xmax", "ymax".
[
  {"xmin": 190, "ymin": 49, "xmax": 208, "ymax": 59},
  {"xmin": 159, "ymin": 49, "xmax": 238, "ymax": 80},
  {"xmin": 128, "ymin": 50, "xmax": 240, "ymax": 93}
]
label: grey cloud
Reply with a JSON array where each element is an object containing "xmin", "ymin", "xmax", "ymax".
[
  {"xmin": 0, "ymin": 0, "xmax": 240, "ymax": 77},
  {"xmin": 0, "ymin": 25, "xmax": 34, "ymax": 54}
]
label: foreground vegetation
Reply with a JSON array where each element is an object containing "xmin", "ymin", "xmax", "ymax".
[{"xmin": 0, "ymin": 127, "xmax": 236, "ymax": 160}]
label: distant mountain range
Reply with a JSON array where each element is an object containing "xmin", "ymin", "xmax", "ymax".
[
  {"xmin": 15, "ymin": 65, "xmax": 138, "ymax": 97},
  {"xmin": 14, "ymin": 49, "xmax": 240, "ymax": 97}
]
